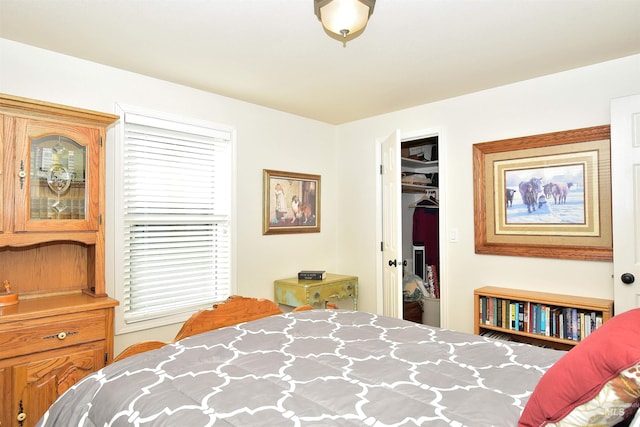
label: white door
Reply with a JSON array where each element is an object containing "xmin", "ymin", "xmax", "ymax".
[
  {"xmin": 611, "ymin": 94, "xmax": 640, "ymax": 313},
  {"xmin": 381, "ymin": 130, "xmax": 403, "ymax": 318}
]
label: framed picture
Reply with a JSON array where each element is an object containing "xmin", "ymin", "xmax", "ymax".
[
  {"xmin": 263, "ymin": 169, "xmax": 321, "ymax": 235},
  {"xmin": 472, "ymin": 125, "xmax": 612, "ymax": 261}
]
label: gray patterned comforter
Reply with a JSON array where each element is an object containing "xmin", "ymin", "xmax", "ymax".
[{"xmin": 37, "ymin": 310, "xmax": 564, "ymax": 427}]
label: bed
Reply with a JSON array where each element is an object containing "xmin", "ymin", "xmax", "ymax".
[{"xmin": 36, "ymin": 297, "xmax": 640, "ymax": 427}]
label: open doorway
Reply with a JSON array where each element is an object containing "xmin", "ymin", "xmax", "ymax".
[
  {"xmin": 400, "ymin": 134, "xmax": 441, "ymax": 326},
  {"xmin": 379, "ymin": 129, "xmax": 443, "ymax": 326}
]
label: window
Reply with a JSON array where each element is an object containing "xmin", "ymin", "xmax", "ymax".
[{"xmin": 113, "ymin": 104, "xmax": 234, "ymax": 333}]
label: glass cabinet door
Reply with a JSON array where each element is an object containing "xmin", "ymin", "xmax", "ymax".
[
  {"xmin": 15, "ymin": 119, "xmax": 100, "ymax": 232},
  {"xmin": 30, "ymin": 135, "xmax": 86, "ymax": 221}
]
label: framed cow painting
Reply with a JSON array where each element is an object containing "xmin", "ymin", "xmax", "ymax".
[{"xmin": 472, "ymin": 125, "xmax": 612, "ymax": 261}]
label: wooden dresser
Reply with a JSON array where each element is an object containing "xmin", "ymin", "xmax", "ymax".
[
  {"xmin": 0, "ymin": 94, "xmax": 119, "ymax": 427},
  {"xmin": 274, "ymin": 273, "xmax": 358, "ymax": 310}
]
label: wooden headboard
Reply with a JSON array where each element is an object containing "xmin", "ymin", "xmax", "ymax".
[{"xmin": 113, "ymin": 295, "xmax": 311, "ymax": 362}]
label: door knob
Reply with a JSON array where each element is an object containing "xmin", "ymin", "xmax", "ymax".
[
  {"xmin": 388, "ymin": 259, "xmax": 408, "ymax": 267},
  {"xmin": 621, "ymin": 273, "xmax": 635, "ymax": 285}
]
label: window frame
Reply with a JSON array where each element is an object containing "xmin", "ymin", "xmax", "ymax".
[{"xmin": 110, "ymin": 103, "xmax": 237, "ymax": 335}]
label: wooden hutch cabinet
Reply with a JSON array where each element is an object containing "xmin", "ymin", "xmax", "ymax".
[{"xmin": 0, "ymin": 94, "xmax": 119, "ymax": 427}]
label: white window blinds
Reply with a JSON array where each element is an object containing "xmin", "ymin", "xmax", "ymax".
[{"xmin": 117, "ymin": 107, "xmax": 232, "ymax": 326}]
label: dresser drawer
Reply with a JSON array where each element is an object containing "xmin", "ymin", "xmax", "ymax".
[
  {"xmin": 306, "ymin": 281, "xmax": 357, "ymax": 306},
  {"xmin": 0, "ymin": 310, "xmax": 107, "ymax": 359}
]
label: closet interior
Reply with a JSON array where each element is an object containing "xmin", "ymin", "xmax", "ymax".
[{"xmin": 400, "ymin": 135, "xmax": 440, "ymax": 326}]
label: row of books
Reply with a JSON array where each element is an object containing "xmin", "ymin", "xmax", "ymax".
[
  {"xmin": 478, "ymin": 296, "xmax": 603, "ymax": 342},
  {"xmin": 479, "ymin": 330, "xmax": 514, "ymax": 341},
  {"xmin": 479, "ymin": 329, "xmax": 557, "ymax": 348}
]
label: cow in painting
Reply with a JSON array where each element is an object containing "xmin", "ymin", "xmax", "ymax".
[
  {"xmin": 505, "ymin": 188, "xmax": 516, "ymax": 208},
  {"xmin": 518, "ymin": 177, "xmax": 543, "ymax": 213},
  {"xmin": 551, "ymin": 182, "xmax": 573, "ymax": 204}
]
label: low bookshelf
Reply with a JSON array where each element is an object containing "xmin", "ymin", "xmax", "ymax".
[{"xmin": 474, "ymin": 286, "xmax": 614, "ymax": 350}]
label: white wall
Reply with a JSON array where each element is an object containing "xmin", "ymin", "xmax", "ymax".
[
  {"xmin": 0, "ymin": 38, "xmax": 338, "ymax": 353},
  {"xmin": 3, "ymin": 37, "xmax": 640, "ymax": 347},
  {"xmin": 336, "ymin": 54, "xmax": 640, "ymax": 333}
]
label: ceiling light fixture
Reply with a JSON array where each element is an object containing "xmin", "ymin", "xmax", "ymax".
[{"xmin": 314, "ymin": 0, "xmax": 375, "ymax": 46}]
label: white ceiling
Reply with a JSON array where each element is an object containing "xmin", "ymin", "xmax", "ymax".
[{"xmin": 1, "ymin": 0, "xmax": 639, "ymax": 124}]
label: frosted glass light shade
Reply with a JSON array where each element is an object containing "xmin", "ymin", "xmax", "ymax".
[{"xmin": 314, "ymin": 0, "xmax": 375, "ymax": 39}]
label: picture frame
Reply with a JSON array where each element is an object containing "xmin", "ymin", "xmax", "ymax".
[
  {"xmin": 472, "ymin": 125, "xmax": 612, "ymax": 261},
  {"xmin": 263, "ymin": 169, "xmax": 321, "ymax": 235}
]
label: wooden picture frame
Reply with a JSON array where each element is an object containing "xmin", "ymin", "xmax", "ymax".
[
  {"xmin": 263, "ymin": 169, "xmax": 320, "ymax": 235},
  {"xmin": 472, "ymin": 125, "xmax": 612, "ymax": 261}
]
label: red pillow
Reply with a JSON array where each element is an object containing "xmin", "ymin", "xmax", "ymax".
[{"xmin": 519, "ymin": 307, "xmax": 640, "ymax": 426}]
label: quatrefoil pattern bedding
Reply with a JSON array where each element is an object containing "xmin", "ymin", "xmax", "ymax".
[{"xmin": 38, "ymin": 310, "xmax": 563, "ymax": 427}]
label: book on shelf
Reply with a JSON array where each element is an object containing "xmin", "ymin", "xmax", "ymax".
[
  {"xmin": 298, "ymin": 270, "xmax": 326, "ymax": 280},
  {"xmin": 477, "ymin": 295, "xmax": 604, "ymax": 343}
]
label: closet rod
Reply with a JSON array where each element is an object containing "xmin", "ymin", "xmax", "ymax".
[{"xmin": 409, "ymin": 193, "xmax": 439, "ymax": 209}]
